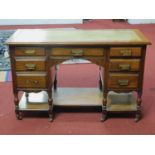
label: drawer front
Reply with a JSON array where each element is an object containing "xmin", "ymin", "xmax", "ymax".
[
  {"xmin": 16, "ymin": 74, "xmax": 46, "ymax": 88},
  {"xmin": 109, "ymin": 59, "xmax": 140, "ymax": 72},
  {"xmin": 51, "ymin": 48, "xmax": 104, "ymax": 56},
  {"xmin": 15, "ymin": 47, "xmax": 45, "ymax": 56},
  {"xmin": 15, "ymin": 59, "xmax": 46, "ymax": 71},
  {"xmin": 108, "ymin": 73, "xmax": 138, "ymax": 89},
  {"xmin": 110, "ymin": 47, "xmax": 141, "ymax": 57}
]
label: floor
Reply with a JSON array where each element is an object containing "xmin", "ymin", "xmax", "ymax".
[{"xmin": 0, "ymin": 19, "xmax": 155, "ymax": 134}]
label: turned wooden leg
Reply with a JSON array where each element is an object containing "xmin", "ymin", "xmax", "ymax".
[
  {"xmin": 135, "ymin": 92, "xmax": 142, "ymax": 122},
  {"xmin": 54, "ymin": 65, "xmax": 58, "ymax": 91},
  {"xmin": 99, "ymin": 77, "xmax": 102, "ymax": 91},
  {"xmin": 48, "ymin": 91, "xmax": 54, "ymax": 122},
  {"xmin": 135, "ymin": 110, "xmax": 141, "ymax": 122},
  {"xmin": 25, "ymin": 92, "xmax": 29, "ymax": 103},
  {"xmin": 99, "ymin": 66, "xmax": 102, "ymax": 91},
  {"xmin": 101, "ymin": 93, "xmax": 108, "ymax": 122},
  {"xmin": 14, "ymin": 92, "xmax": 22, "ymax": 120},
  {"xmin": 54, "ymin": 74, "xmax": 57, "ymax": 90}
]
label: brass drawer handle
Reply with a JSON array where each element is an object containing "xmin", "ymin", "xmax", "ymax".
[
  {"xmin": 25, "ymin": 64, "xmax": 36, "ymax": 70},
  {"xmin": 119, "ymin": 64, "xmax": 130, "ymax": 71},
  {"xmin": 118, "ymin": 80, "xmax": 129, "ymax": 86},
  {"xmin": 32, "ymin": 80, "xmax": 39, "ymax": 84},
  {"xmin": 120, "ymin": 49, "xmax": 132, "ymax": 56},
  {"xmin": 26, "ymin": 80, "xmax": 39, "ymax": 84},
  {"xmin": 24, "ymin": 49, "xmax": 36, "ymax": 55},
  {"xmin": 71, "ymin": 49, "xmax": 83, "ymax": 56}
]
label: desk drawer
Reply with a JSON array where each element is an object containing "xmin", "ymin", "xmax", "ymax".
[
  {"xmin": 108, "ymin": 73, "xmax": 138, "ymax": 89},
  {"xmin": 15, "ymin": 47, "xmax": 45, "ymax": 56},
  {"xmin": 109, "ymin": 59, "xmax": 140, "ymax": 72},
  {"xmin": 16, "ymin": 73, "xmax": 47, "ymax": 88},
  {"xmin": 51, "ymin": 48, "xmax": 104, "ymax": 56},
  {"xmin": 15, "ymin": 58, "xmax": 46, "ymax": 71},
  {"xmin": 110, "ymin": 47, "xmax": 141, "ymax": 57}
]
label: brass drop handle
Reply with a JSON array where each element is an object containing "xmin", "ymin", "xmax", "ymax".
[
  {"xmin": 71, "ymin": 49, "xmax": 83, "ymax": 56},
  {"xmin": 24, "ymin": 49, "xmax": 36, "ymax": 55},
  {"xmin": 26, "ymin": 80, "xmax": 39, "ymax": 84},
  {"xmin": 119, "ymin": 64, "xmax": 130, "ymax": 71},
  {"xmin": 32, "ymin": 80, "xmax": 39, "ymax": 84},
  {"xmin": 120, "ymin": 49, "xmax": 132, "ymax": 56},
  {"xmin": 118, "ymin": 80, "xmax": 129, "ymax": 86},
  {"xmin": 25, "ymin": 64, "xmax": 36, "ymax": 70}
]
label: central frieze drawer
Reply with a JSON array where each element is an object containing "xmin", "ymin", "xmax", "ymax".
[
  {"xmin": 108, "ymin": 73, "xmax": 138, "ymax": 89},
  {"xmin": 109, "ymin": 59, "xmax": 140, "ymax": 71},
  {"xmin": 15, "ymin": 58, "xmax": 46, "ymax": 71},
  {"xmin": 51, "ymin": 48, "xmax": 104, "ymax": 56},
  {"xmin": 110, "ymin": 47, "xmax": 141, "ymax": 57},
  {"xmin": 16, "ymin": 73, "xmax": 47, "ymax": 88},
  {"xmin": 15, "ymin": 47, "xmax": 45, "ymax": 56}
]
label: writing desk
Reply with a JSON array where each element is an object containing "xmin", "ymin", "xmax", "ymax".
[{"xmin": 6, "ymin": 29, "xmax": 151, "ymax": 122}]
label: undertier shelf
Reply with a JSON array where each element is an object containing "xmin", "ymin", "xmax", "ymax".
[
  {"xmin": 107, "ymin": 92, "xmax": 137, "ymax": 112},
  {"xmin": 19, "ymin": 88, "xmax": 102, "ymax": 111},
  {"xmin": 19, "ymin": 88, "xmax": 137, "ymax": 112}
]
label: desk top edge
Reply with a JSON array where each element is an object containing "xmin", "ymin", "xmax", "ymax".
[{"xmin": 6, "ymin": 29, "xmax": 151, "ymax": 46}]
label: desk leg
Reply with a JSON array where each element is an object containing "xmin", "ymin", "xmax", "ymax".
[
  {"xmin": 99, "ymin": 66, "xmax": 103, "ymax": 91},
  {"xmin": 101, "ymin": 48, "xmax": 109, "ymax": 122},
  {"xmin": 99, "ymin": 77, "xmax": 102, "ymax": 91},
  {"xmin": 54, "ymin": 65, "xmax": 58, "ymax": 90},
  {"xmin": 135, "ymin": 92, "xmax": 142, "ymax": 122},
  {"xmin": 48, "ymin": 91, "xmax": 54, "ymax": 122},
  {"xmin": 14, "ymin": 91, "xmax": 22, "ymax": 120},
  {"xmin": 25, "ymin": 92, "xmax": 29, "ymax": 103},
  {"xmin": 101, "ymin": 92, "xmax": 107, "ymax": 122},
  {"xmin": 54, "ymin": 73, "xmax": 57, "ymax": 90}
]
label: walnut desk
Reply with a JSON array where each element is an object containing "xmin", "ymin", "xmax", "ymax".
[{"xmin": 6, "ymin": 29, "xmax": 151, "ymax": 122}]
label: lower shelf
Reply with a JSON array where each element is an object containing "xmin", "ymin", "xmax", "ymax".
[
  {"xmin": 19, "ymin": 88, "xmax": 102, "ymax": 111},
  {"xmin": 19, "ymin": 87, "xmax": 137, "ymax": 112},
  {"xmin": 19, "ymin": 91, "xmax": 49, "ymax": 111},
  {"xmin": 107, "ymin": 92, "xmax": 137, "ymax": 112}
]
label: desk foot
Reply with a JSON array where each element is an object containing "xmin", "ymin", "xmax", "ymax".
[
  {"xmin": 134, "ymin": 111, "xmax": 141, "ymax": 122},
  {"xmin": 101, "ymin": 112, "xmax": 107, "ymax": 122},
  {"xmin": 16, "ymin": 111, "xmax": 23, "ymax": 120},
  {"xmin": 49, "ymin": 113, "xmax": 54, "ymax": 122}
]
